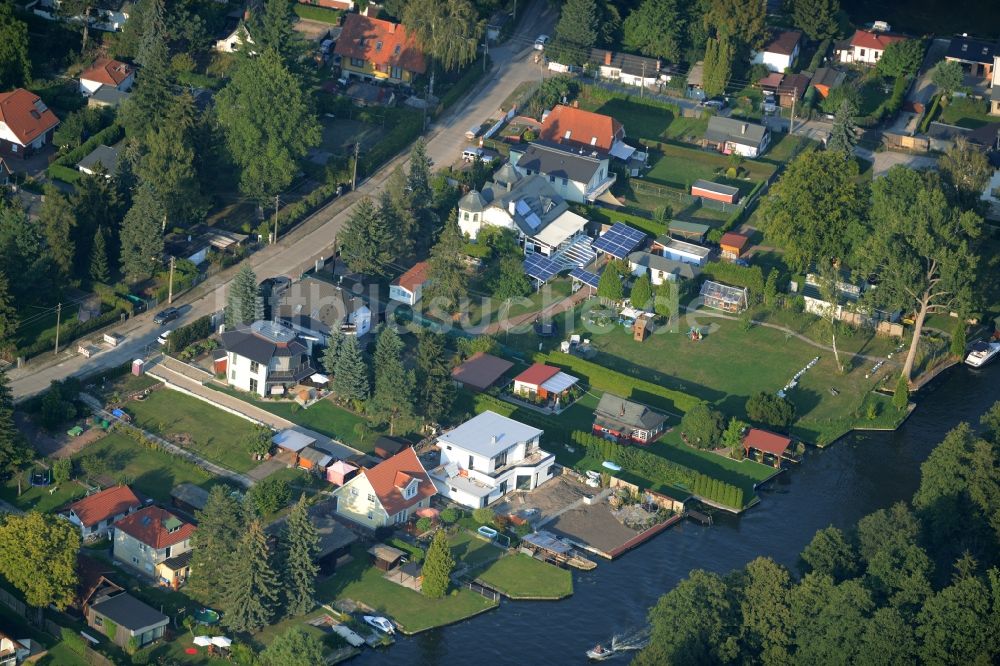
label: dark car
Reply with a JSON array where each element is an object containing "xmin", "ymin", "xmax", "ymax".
[
  {"xmin": 700, "ymin": 97, "xmax": 727, "ymax": 110},
  {"xmin": 152, "ymin": 307, "xmax": 180, "ymax": 325}
]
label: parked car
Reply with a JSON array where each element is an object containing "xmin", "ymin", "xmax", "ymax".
[
  {"xmin": 761, "ymin": 92, "xmax": 777, "ymax": 114},
  {"xmin": 700, "ymin": 97, "xmax": 727, "ymax": 110},
  {"xmin": 152, "ymin": 307, "xmax": 180, "ymax": 325},
  {"xmin": 156, "ymin": 330, "xmax": 172, "ymax": 346},
  {"xmin": 534, "ymin": 35, "xmax": 549, "ymax": 50}
]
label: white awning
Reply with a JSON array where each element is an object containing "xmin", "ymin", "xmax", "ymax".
[
  {"xmin": 540, "ymin": 371, "xmax": 579, "ymax": 394},
  {"xmin": 310, "ymin": 373, "xmax": 329, "ymax": 384},
  {"xmin": 609, "ymin": 140, "xmax": 637, "ymax": 161},
  {"xmin": 533, "ymin": 210, "xmax": 588, "ymax": 248},
  {"xmin": 272, "ymin": 429, "xmax": 316, "ymax": 452}
]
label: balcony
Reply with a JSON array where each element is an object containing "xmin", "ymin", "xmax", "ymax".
[{"xmin": 486, "ymin": 448, "xmax": 554, "ymax": 478}]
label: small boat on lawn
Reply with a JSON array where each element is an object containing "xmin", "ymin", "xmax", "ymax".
[
  {"xmin": 602, "ymin": 461, "xmax": 622, "ymax": 472},
  {"xmin": 965, "ymin": 341, "xmax": 1000, "ymax": 368},
  {"xmin": 363, "ymin": 615, "xmax": 395, "ymax": 634},
  {"xmin": 587, "ymin": 644, "xmax": 613, "ymax": 660}
]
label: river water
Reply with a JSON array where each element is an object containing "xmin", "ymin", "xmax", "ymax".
[{"xmin": 353, "ymin": 362, "xmax": 1000, "ymax": 665}]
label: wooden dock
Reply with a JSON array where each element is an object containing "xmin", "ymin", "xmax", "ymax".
[
  {"xmin": 520, "ymin": 531, "xmax": 597, "ymax": 570},
  {"xmin": 685, "ymin": 509, "xmax": 713, "ymax": 525}
]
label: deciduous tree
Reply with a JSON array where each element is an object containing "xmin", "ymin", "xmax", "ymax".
[
  {"xmin": 622, "ymin": 0, "xmax": 685, "ymax": 63},
  {"xmin": 223, "ymin": 520, "xmax": 281, "ymax": 633},
  {"xmin": 745, "ymin": 391, "xmax": 795, "ymax": 429},
  {"xmin": 861, "ymin": 166, "xmax": 980, "ymax": 383},
  {"xmin": 0, "ymin": 3, "xmax": 31, "ymax": 90},
  {"xmin": 799, "ymin": 525, "xmax": 857, "ymax": 581},
  {"xmin": 421, "ymin": 530, "xmax": 455, "ymax": 598},
  {"xmin": 876, "ymin": 39, "xmax": 925, "ymax": 78},
  {"xmin": 932, "ymin": 60, "xmax": 964, "ymax": 97},
  {"xmin": 680, "ymin": 402, "xmax": 725, "ymax": 448},
  {"xmin": 0, "ymin": 512, "xmax": 79, "ymax": 609},
  {"xmin": 260, "ymin": 627, "xmax": 325, "ymax": 666},
  {"xmin": 705, "ymin": 0, "xmax": 767, "ymax": 51},
  {"xmin": 939, "ymin": 136, "xmax": 992, "ymax": 211},
  {"xmin": 402, "ymin": 0, "xmax": 484, "ymax": 73},
  {"xmin": 791, "ymin": 0, "xmax": 841, "ymax": 41},
  {"xmin": 215, "ymin": 49, "xmax": 321, "ymax": 206},
  {"xmin": 491, "ymin": 255, "xmax": 532, "ymax": 302},
  {"xmin": 738, "ymin": 557, "xmax": 792, "ymax": 664},
  {"xmin": 759, "ymin": 150, "xmax": 866, "ymax": 272}
]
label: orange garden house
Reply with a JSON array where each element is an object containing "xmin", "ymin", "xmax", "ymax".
[
  {"xmin": 512, "ymin": 363, "xmax": 580, "ymax": 406},
  {"xmin": 334, "ymin": 13, "xmax": 427, "ymax": 85}
]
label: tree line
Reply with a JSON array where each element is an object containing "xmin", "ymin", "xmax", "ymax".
[{"xmin": 635, "ymin": 402, "xmax": 1000, "ymax": 664}]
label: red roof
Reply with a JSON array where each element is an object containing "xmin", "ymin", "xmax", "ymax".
[
  {"xmin": 362, "ymin": 448, "xmax": 435, "ymax": 516},
  {"xmin": 849, "ymin": 30, "xmax": 907, "ymax": 51},
  {"xmin": 540, "ymin": 104, "xmax": 624, "ymax": 152},
  {"xmin": 79, "ymin": 58, "xmax": 133, "ymax": 87},
  {"xmin": 514, "ymin": 363, "xmax": 561, "ymax": 388},
  {"xmin": 334, "ymin": 14, "xmax": 427, "ymax": 75},
  {"xmin": 66, "ymin": 486, "xmax": 142, "ymax": 528},
  {"xmin": 743, "ymin": 428, "xmax": 791, "ymax": 456},
  {"xmin": 392, "ymin": 261, "xmax": 429, "ymax": 292},
  {"xmin": 764, "ymin": 30, "xmax": 802, "ymax": 56},
  {"xmin": 0, "ymin": 88, "xmax": 60, "ymax": 147},
  {"xmin": 114, "ymin": 506, "xmax": 195, "ymax": 549},
  {"xmin": 719, "ymin": 232, "xmax": 749, "ymax": 251}
]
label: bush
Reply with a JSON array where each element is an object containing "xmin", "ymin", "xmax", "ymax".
[
  {"xmin": 892, "ymin": 375, "xmax": 909, "ymax": 411},
  {"xmin": 245, "ymin": 477, "xmax": 291, "ymax": 516},
  {"xmin": 472, "ymin": 507, "xmax": 495, "ymax": 525},
  {"xmin": 439, "ymin": 507, "xmax": 460, "ymax": 524},
  {"xmin": 415, "ymin": 517, "xmax": 433, "ymax": 533},
  {"xmin": 745, "ymin": 391, "xmax": 796, "ymax": 429},
  {"xmin": 680, "ymin": 402, "xmax": 725, "ymax": 449}
]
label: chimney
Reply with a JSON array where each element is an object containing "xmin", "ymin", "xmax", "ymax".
[
  {"xmin": 491, "ymin": 435, "xmax": 498, "ymax": 445},
  {"xmin": 243, "ymin": 9, "xmax": 250, "ymax": 21},
  {"xmin": 741, "ymin": 123, "xmax": 748, "ymax": 135},
  {"xmin": 604, "ymin": 51, "xmax": 612, "ymax": 66}
]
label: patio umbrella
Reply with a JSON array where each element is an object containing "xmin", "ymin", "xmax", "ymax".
[
  {"xmin": 211, "ymin": 636, "xmax": 233, "ymax": 648},
  {"xmin": 193, "ymin": 636, "xmax": 213, "ymax": 647},
  {"xmin": 415, "ymin": 507, "xmax": 439, "ymax": 518}
]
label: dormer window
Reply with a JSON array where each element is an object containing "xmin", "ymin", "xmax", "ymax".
[
  {"xmin": 376, "ymin": 41, "xmax": 383, "ymax": 51},
  {"xmin": 394, "ymin": 45, "xmax": 401, "ymax": 55},
  {"xmin": 404, "ymin": 479, "xmax": 418, "ymax": 499},
  {"xmin": 564, "ymin": 130, "xmax": 571, "ymax": 140}
]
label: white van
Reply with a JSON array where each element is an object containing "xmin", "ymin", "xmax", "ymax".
[
  {"xmin": 465, "ymin": 125, "xmax": 482, "ymax": 140},
  {"xmin": 462, "ymin": 147, "xmax": 484, "ymax": 162}
]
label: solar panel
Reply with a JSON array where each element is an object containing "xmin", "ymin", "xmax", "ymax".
[
  {"xmin": 523, "ymin": 254, "xmax": 561, "ymax": 282},
  {"xmin": 524, "ymin": 212, "xmax": 542, "ymax": 230},
  {"xmin": 592, "ymin": 222, "xmax": 646, "ymax": 259},
  {"xmin": 570, "ymin": 267, "xmax": 600, "ymax": 288},
  {"xmin": 516, "ymin": 200, "xmax": 531, "ymax": 216}
]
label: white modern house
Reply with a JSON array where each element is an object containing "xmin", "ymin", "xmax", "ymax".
[
  {"xmin": 508, "ymin": 142, "xmax": 616, "ymax": 204},
  {"xmin": 430, "ymin": 411, "xmax": 556, "ymax": 509},
  {"xmin": 220, "ymin": 321, "xmax": 315, "ymax": 397},
  {"xmin": 751, "ymin": 30, "xmax": 802, "ymax": 72},
  {"xmin": 457, "ymin": 167, "xmax": 591, "ymax": 258}
]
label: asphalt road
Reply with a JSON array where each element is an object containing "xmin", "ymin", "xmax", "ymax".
[{"xmin": 9, "ymin": 1, "xmax": 557, "ymax": 401}]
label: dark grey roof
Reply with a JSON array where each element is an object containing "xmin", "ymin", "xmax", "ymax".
[
  {"xmin": 221, "ymin": 324, "xmax": 307, "ymax": 365},
  {"xmin": 705, "ymin": 117, "xmax": 768, "ymax": 148},
  {"xmin": 946, "ymin": 36, "xmax": 998, "ymax": 64},
  {"xmin": 170, "ymin": 483, "xmax": 209, "ymax": 511},
  {"xmin": 78, "ymin": 144, "xmax": 120, "ymax": 175},
  {"xmin": 276, "ymin": 276, "xmax": 368, "ymax": 336},
  {"xmin": 588, "ymin": 48, "xmax": 660, "ymax": 78},
  {"xmin": 266, "ymin": 499, "xmax": 358, "ymax": 558},
  {"xmin": 594, "ymin": 393, "xmax": 667, "ymax": 432},
  {"xmin": 512, "ymin": 142, "xmax": 605, "ymax": 184},
  {"xmin": 160, "ymin": 550, "xmax": 193, "ymax": 570},
  {"xmin": 89, "ymin": 86, "xmax": 130, "ymax": 106},
  {"xmin": 692, "ymin": 179, "xmax": 739, "ymax": 197},
  {"xmin": 374, "ymin": 436, "xmax": 410, "ymax": 457},
  {"xmin": 810, "ymin": 67, "xmax": 846, "ymax": 89},
  {"xmin": 458, "ymin": 189, "xmax": 487, "ymax": 213},
  {"xmin": 91, "ymin": 593, "xmax": 168, "ymax": 631},
  {"xmin": 628, "ymin": 251, "xmax": 701, "ymax": 280}
]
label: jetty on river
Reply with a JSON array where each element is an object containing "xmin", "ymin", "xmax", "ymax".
[{"xmin": 520, "ymin": 530, "xmax": 597, "ymax": 570}]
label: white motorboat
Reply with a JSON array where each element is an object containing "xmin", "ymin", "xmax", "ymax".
[
  {"xmin": 586, "ymin": 644, "xmax": 614, "ymax": 660},
  {"xmin": 965, "ymin": 341, "xmax": 1000, "ymax": 368},
  {"xmin": 363, "ymin": 615, "xmax": 395, "ymax": 634}
]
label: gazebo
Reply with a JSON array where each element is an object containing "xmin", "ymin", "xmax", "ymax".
[{"xmin": 742, "ymin": 428, "xmax": 791, "ymax": 468}]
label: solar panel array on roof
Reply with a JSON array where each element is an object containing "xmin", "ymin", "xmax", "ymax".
[
  {"xmin": 570, "ymin": 266, "xmax": 600, "ymax": 288},
  {"xmin": 592, "ymin": 222, "xmax": 646, "ymax": 259},
  {"xmin": 525, "ymin": 212, "xmax": 542, "ymax": 230},
  {"xmin": 523, "ymin": 253, "xmax": 562, "ymax": 282},
  {"xmin": 516, "ymin": 199, "xmax": 531, "ymax": 216}
]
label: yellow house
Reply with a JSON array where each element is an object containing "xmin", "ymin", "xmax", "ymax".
[
  {"xmin": 334, "ymin": 448, "xmax": 436, "ymax": 528},
  {"xmin": 334, "ymin": 13, "xmax": 427, "ymax": 85}
]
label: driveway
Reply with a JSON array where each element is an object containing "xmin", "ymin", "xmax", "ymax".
[
  {"xmin": 871, "ymin": 151, "xmax": 939, "ymax": 178},
  {"xmin": 899, "ymin": 38, "xmax": 950, "ymax": 135},
  {"xmin": 8, "ymin": 0, "xmax": 558, "ymax": 401}
]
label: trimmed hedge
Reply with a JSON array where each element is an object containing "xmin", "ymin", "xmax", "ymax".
[
  {"xmin": 532, "ymin": 351, "xmax": 701, "ymax": 414},
  {"xmin": 293, "ymin": 3, "xmax": 342, "ymax": 23},
  {"xmin": 571, "ymin": 431, "xmax": 745, "ymax": 509},
  {"xmin": 918, "ymin": 92, "xmax": 941, "ymax": 134},
  {"xmin": 19, "ymin": 306, "xmax": 124, "ymax": 359},
  {"xmin": 47, "ymin": 123, "xmax": 124, "ymax": 182},
  {"xmin": 358, "ymin": 108, "xmax": 423, "ymax": 178},
  {"xmin": 166, "ymin": 315, "xmax": 212, "ymax": 354},
  {"xmin": 857, "ymin": 75, "xmax": 909, "ymax": 127},
  {"xmin": 48, "ymin": 164, "xmax": 82, "ymax": 184},
  {"xmin": 701, "ymin": 261, "xmax": 767, "ymax": 303},
  {"xmin": 439, "ymin": 56, "xmax": 491, "ymax": 110}
]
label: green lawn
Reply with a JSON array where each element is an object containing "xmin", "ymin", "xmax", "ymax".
[
  {"xmin": 124, "ymin": 389, "xmax": 263, "ymax": 472},
  {"xmin": 938, "ymin": 97, "xmax": 995, "ymax": 129},
  {"xmin": 576, "ymin": 93, "xmax": 709, "ymax": 143},
  {"xmin": 293, "ymin": 3, "xmax": 341, "ymax": 23},
  {"xmin": 642, "ymin": 143, "xmax": 777, "ymax": 192},
  {"xmin": 474, "ymin": 554, "xmax": 573, "ymax": 599},
  {"xmin": 575, "ymin": 315, "xmax": 903, "ymax": 446},
  {"xmin": 0, "ymin": 474, "xmax": 87, "ymax": 513},
  {"xmin": 317, "ymin": 545, "xmax": 497, "ymax": 634},
  {"xmin": 204, "ymin": 384, "xmax": 374, "ymax": 452},
  {"xmin": 463, "ymin": 277, "xmax": 574, "ymax": 327},
  {"xmin": 69, "ymin": 432, "xmax": 220, "ymax": 504},
  {"xmin": 449, "ymin": 530, "xmax": 506, "ymax": 569}
]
